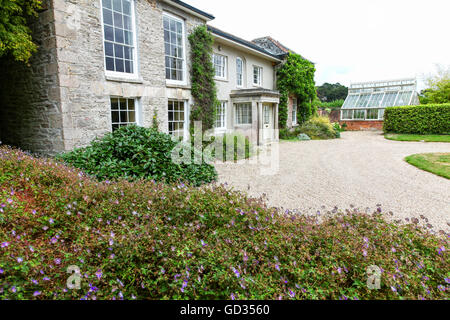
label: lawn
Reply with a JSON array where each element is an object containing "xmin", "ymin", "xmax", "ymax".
[
  {"xmin": 405, "ymin": 153, "xmax": 450, "ymax": 179},
  {"xmin": 385, "ymin": 134, "xmax": 450, "ymax": 143}
]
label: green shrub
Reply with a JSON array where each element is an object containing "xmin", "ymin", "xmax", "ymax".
[
  {"xmin": 56, "ymin": 125, "xmax": 217, "ymax": 187},
  {"xmin": 299, "ymin": 116, "xmax": 339, "ymax": 139},
  {"xmin": 317, "ymin": 99, "xmax": 345, "ymax": 109},
  {"xmin": 198, "ymin": 132, "xmax": 253, "ymax": 162},
  {"xmin": 383, "ymin": 104, "xmax": 450, "ymax": 134},
  {"xmin": 0, "ymin": 146, "xmax": 448, "ymax": 300}
]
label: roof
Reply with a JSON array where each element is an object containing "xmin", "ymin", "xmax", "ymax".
[
  {"xmin": 207, "ymin": 26, "xmax": 281, "ymax": 62},
  {"xmin": 252, "ymin": 36, "xmax": 293, "ymax": 57},
  {"xmin": 252, "ymin": 36, "xmax": 311, "ymax": 62},
  {"xmin": 164, "ymin": 0, "xmax": 215, "ymax": 21}
]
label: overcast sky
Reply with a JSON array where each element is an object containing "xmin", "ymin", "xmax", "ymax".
[{"xmin": 187, "ymin": 0, "xmax": 450, "ymax": 90}]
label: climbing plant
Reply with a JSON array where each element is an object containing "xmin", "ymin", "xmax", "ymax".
[
  {"xmin": 276, "ymin": 53, "xmax": 317, "ymax": 128},
  {"xmin": 188, "ymin": 25, "xmax": 218, "ymax": 131}
]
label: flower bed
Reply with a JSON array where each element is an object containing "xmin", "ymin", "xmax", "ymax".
[{"xmin": 0, "ymin": 146, "xmax": 448, "ymax": 300}]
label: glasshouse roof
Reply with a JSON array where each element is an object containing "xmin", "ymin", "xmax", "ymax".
[
  {"xmin": 342, "ymin": 78, "xmax": 419, "ymax": 110},
  {"xmin": 341, "ymin": 78, "xmax": 419, "ymax": 121}
]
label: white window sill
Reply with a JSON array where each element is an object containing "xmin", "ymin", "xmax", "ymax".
[
  {"xmin": 166, "ymin": 79, "xmax": 188, "ymax": 87},
  {"xmin": 214, "ymin": 77, "xmax": 228, "ymax": 82},
  {"xmin": 105, "ymin": 75, "xmax": 143, "ymax": 84}
]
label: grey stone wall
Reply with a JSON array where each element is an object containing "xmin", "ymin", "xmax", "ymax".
[
  {"xmin": 54, "ymin": 0, "xmax": 205, "ymax": 151},
  {"xmin": 0, "ymin": 0, "xmax": 206, "ymax": 155},
  {"xmin": 0, "ymin": 0, "xmax": 63, "ymax": 155}
]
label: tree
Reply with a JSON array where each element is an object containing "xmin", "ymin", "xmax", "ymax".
[
  {"xmin": 419, "ymin": 65, "xmax": 450, "ymax": 104},
  {"xmin": 0, "ymin": 0, "xmax": 42, "ymax": 64},
  {"xmin": 277, "ymin": 53, "xmax": 317, "ymax": 127},
  {"xmin": 316, "ymin": 83, "xmax": 348, "ymax": 102}
]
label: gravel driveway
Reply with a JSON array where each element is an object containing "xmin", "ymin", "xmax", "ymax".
[{"xmin": 215, "ymin": 131, "xmax": 450, "ymax": 232}]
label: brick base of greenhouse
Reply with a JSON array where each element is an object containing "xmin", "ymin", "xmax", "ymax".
[{"xmin": 339, "ymin": 121, "xmax": 384, "ymax": 131}]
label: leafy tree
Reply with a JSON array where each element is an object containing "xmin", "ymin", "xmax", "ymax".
[
  {"xmin": 419, "ymin": 65, "xmax": 450, "ymax": 104},
  {"xmin": 277, "ymin": 53, "xmax": 317, "ymax": 127},
  {"xmin": 188, "ymin": 25, "xmax": 218, "ymax": 131},
  {"xmin": 0, "ymin": 0, "xmax": 42, "ymax": 63},
  {"xmin": 316, "ymin": 82, "xmax": 348, "ymax": 102}
]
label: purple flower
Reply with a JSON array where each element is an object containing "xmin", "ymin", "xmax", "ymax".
[
  {"xmin": 7, "ymin": 198, "xmax": 13, "ymax": 204},
  {"xmin": 390, "ymin": 286, "xmax": 397, "ymax": 292},
  {"xmin": 0, "ymin": 269, "xmax": 4, "ymax": 274},
  {"xmin": 445, "ymin": 278, "xmax": 450, "ymax": 284},
  {"xmin": 288, "ymin": 289, "xmax": 295, "ymax": 298},
  {"xmin": 231, "ymin": 267, "xmax": 240, "ymax": 278},
  {"xmin": 17, "ymin": 257, "xmax": 23, "ymax": 263},
  {"xmin": 11, "ymin": 286, "xmax": 16, "ymax": 293},
  {"xmin": 161, "ymin": 268, "xmax": 165, "ymax": 275},
  {"xmin": 33, "ymin": 291, "xmax": 41, "ymax": 296},
  {"xmin": 201, "ymin": 240, "xmax": 207, "ymax": 247},
  {"xmin": 231, "ymin": 293, "xmax": 236, "ymax": 300},
  {"xmin": 54, "ymin": 258, "xmax": 61, "ymax": 265},
  {"xmin": 180, "ymin": 279, "xmax": 188, "ymax": 293},
  {"xmin": 437, "ymin": 285, "xmax": 445, "ymax": 292},
  {"xmin": 49, "ymin": 218, "xmax": 54, "ymax": 224},
  {"xmin": 95, "ymin": 270, "xmax": 102, "ymax": 280},
  {"xmin": 1, "ymin": 242, "xmax": 9, "ymax": 248},
  {"xmin": 438, "ymin": 246, "xmax": 445, "ymax": 255},
  {"xmin": 362, "ymin": 250, "xmax": 368, "ymax": 257},
  {"xmin": 275, "ymin": 264, "xmax": 280, "ymax": 271}
]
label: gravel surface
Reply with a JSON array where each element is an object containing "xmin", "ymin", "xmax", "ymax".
[{"xmin": 215, "ymin": 131, "xmax": 450, "ymax": 232}]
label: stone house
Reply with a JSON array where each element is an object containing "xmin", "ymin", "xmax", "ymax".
[
  {"xmin": 252, "ymin": 36, "xmax": 312, "ymax": 129},
  {"xmin": 0, "ymin": 0, "xmax": 291, "ymax": 155}
]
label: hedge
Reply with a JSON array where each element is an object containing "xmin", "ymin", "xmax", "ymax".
[{"xmin": 383, "ymin": 104, "xmax": 450, "ymax": 134}]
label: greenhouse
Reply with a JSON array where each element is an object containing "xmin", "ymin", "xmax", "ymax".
[{"xmin": 341, "ymin": 78, "xmax": 419, "ymax": 121}]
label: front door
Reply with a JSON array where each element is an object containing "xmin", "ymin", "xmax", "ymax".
[{"xmin": 263, "ymin": 104, "xmax": 274, "ymax": 141}]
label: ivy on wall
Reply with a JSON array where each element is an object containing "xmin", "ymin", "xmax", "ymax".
[
  {"xmin": 276, "ymin": 53, "xmax": 317, "ymax": 128},
  {"xmin": 188, "ymin": 25, "xmax": 218, "ymax": 131}
]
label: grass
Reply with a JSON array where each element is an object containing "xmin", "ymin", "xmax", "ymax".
[
  {"xmin": 385, "ymin": 134, "xmax": 450, "ymax": 143},
  {"xmin": 405, "ymin": 153, "xmax": 450, "ymax": 179}
]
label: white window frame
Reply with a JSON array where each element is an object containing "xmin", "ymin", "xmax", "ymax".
[
  {"xmin": 168, "ymin": 100, "xmax": 189, "ymax": 140},
  {"xmin": 292, "ymin": 98, "xmax": 298, "ymax": 125},
  {"xmin": 212, "ymin": 53, "xmax": 227, "ymax": 80},
  {"xmin": 236, "ymin": 57, "xmax": 244, "ymax": 87},
  {"xmin": 101, "ymin": 0, "xmax": 139, "ymax": 80},
  {"xmin": 110, "ymin": 97, "xmax": 141, "ymax": 131},
  {"xmin": 163, "ymin": 12, "xmax": 187, "ymax": 86},
  {"xmin": 253, "ymin": 65, "xmax": 262, "ymax": 86},
  {"xmin": 235, "ymin": 103, "xmax": 252, "ymax": 125},
  {"xmin": 215, "ymin": 101, "xmax": 227, "ymax": 131}
]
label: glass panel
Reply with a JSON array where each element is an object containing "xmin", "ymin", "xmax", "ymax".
[
  {"xmin": 102, "ymin": 0, "xmax": 135, "ymax": 74},
  {"xmin": 354, "ymin": 109, "xmax": 365, "ymax": 120},
  {"xmin": 366, "ymin": 109, "xmax": 378, "ymax": 120},
  {"xmin": 394, "ymin": 91, "xmax": 412, "ymax": 106}
]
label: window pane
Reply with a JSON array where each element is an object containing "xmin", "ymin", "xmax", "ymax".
[
  {"xmin": 103, "ymin": 0, "xmax": 135, "ymax": 74},
  {"xmin": 103, "ymin": 0, "xmax": 112, "ymax": 9},
  {"xmin": 114, "ymin": 44, "xmax": 124, "ymax": 58},
  {"xmin": 123, "ymin": 0, "xmax": 131, "ymax": 15},
  {"xmin": 105, "ymin": 42, "xmax": 114, "ymax": 57},
  {"xmin": 103, "ymin": 9, "xmax": 113, "ymax": 25},
  {"xmin": 112, "ymin": 0, "xmax": 122, "ymax": 12},
  {"xmin": 105, "ymin": 57, "xmax": 114, "ymax": 71},
  {"xmin": 104, "ymin": 26, "xmax": 114, "ymax": 41},
  {"xmin": 115, "ymin": 58, "xmax": 124, "ymax": 72},
  {"xmin": 164, "ymin": 14, "xmax": 185, "ymax": 81}
]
